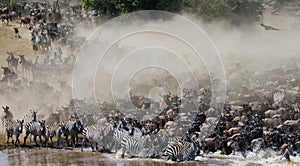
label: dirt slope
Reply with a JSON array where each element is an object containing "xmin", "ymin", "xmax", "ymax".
[{"xmin": 0, "ymin": 22, "xmax": 35, "ymax": 69}]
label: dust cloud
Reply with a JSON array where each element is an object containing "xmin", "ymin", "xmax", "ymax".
[{"xmin": 1, "ymin": 9, "xmax": 299, "ymax": 119}]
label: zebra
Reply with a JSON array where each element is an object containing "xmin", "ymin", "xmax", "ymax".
[
  {"xmin": 101, "ymin": 122, "xmax": 117, "ymax": 152},
  {"xmin": 163, "ymin": 135, "xmax": 201, "ymax": 161},
  {"xmin": 24, "ymin": 120, "xmax": 47, "ymax": 146},
  {"xmin": 59, "ymin": 118, "xmax": 83, "ymax": 147},
  {"xmin": 119, "ymin": 134, "xmax": 152, "ymax": 158},
  {"xmin": 22, "ymin": 109, "xmax": 37, "ymax": 142},
  {"xmin": 81, "ymin": 124, "xmax": 110, "ymax": 152},
  {"xmin": 5, "ymin": 119, "xmax": 24, "ymax": 147},
  {"xmin": 1, "ymin": 106, "xmax": 13, "ymax": 131},
  {"xmin": 46, "ymin": 124, "xmax": 65, "ymax": 148},
  {"xmin": 129, "ymin": 126, "xmax": 143, "ymax": 137},
  {"xmin": 6, "ymin": 52, "xmax": 19, "ymax": 72},
  {"xmin": 18, "ymin": 55, "xmax": 33, "ymax": 76},
  {"xmin": 114, "ymin": 125, "xmax": 143, "ymax": 140},
  {"xmin": 113, "ymin": 127, "xmax": 130, "ymax": 151},
  {"xmin": 0, "ymin": 66, "xmax": 18, "ymax": 84},
  {"xmin": 155, "ymin": 129, "xmax": 172, "ymax": 153}
]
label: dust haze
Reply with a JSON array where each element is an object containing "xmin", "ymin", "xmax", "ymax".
[{"xmin": 1, "ymin": 9, "xmax": 299, "ymax": 120}]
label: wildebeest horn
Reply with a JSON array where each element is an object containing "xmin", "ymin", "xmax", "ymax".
[{"xmin": 194, "ymin": 131, "xmax": 201, "ymax": 135}]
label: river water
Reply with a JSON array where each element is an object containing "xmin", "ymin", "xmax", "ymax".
[
  {"xmin": 0, "ymin": 148, "xmax": 207, "ymax": 166},
  {"xmin": 0, "ymin": 148, "xmax": 298, "ymax": 166}
]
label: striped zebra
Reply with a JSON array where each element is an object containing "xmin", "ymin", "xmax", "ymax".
[
  {"xmin": 119, "ymin": 134, "xmax": 152, "ymax": 158},
  {"xmin": 2, "ymin": 106, "xmax": 13, "ymax": 131},
  {"xmin": 101, "ymin": 123, "xmax": 117, "ymax": 151},
  {"xmin": 113, "ymin": 126, "xmax": 143, "ymax": 140},
  {"xmin": 156, "ymin": 129, "xmax": 183, "ymax": 151},
  {"xmin": 22, "ymin": 109, "xmax": 37, "ymax": 142},
  {"xmin": 129, "ymin": 127, "xmax": 143, "ymax": 137},
  {"xmin": 5, "ymin": 119, "xmax": 23, "ymax": 147},
  {"xmin": 113, "ymin": 127, "xmax": 130, "ymax": 151},
  {"xmin": 46, "ymin": 124, "xmax": 65, "ymax": 148},
  {"xmin": 81, "ymin": 124, "xmax": 110, "ymax": 152},
  {"xmin": 163, "ymin": 137, "xmax": 201, "ymax": 161},
  {"xmin": 24, "ymin": 120, "xmax": 47, "ymax": 146},
  {"xmin": 59, "ymin": 118, "xmax": 83, "ymax": 147}
]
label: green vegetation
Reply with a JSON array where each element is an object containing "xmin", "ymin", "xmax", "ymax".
[
  {"xmin": 83, "ymin": 0, "xmax": 264, "ymax": 24},
  {"xmin": 10, "ymin": 0, "xmax": 16, "ymax": 11},
  {"xmin": 83, "ymin": 0, "xmax": 183, "ymax": 16}
]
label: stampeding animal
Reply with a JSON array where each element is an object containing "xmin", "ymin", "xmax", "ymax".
[
  {"xmin": 20, "ymin": 17, "xmax": 30, "ymax": 27},
  {"xmin": 6, "ymin": 52, "xmax": 19, "ymax": 71},
  {"xmin": 59, "ymin": 118, "xmax": 83, "ymax": 147},
  {"xmin": 5, "ymin": 119, "xmax": 24, "ymax": 147},
  {"xmin": 0, "ymin": 66, "xmax": 18, "ymax": 83},
  {"xmin": 1, "ymin": 14, "xmax": 9, "ymax": 25},
  {"xmin": 1, "ymin": 106, "xmax": 13, "ymax": 130},
  {"xmin": 81, "ymin": 124, "xmax": 112, "ymax": 152},
  {"xmin": 163, "ymin": 135, "xmax": 201, "ymax": 161},
  {"xmin": 24, "ymin": 120, "xmax": 47, "ymax": 146},
  {"xmin": 13, "ymin": 28, "xmax": 20, "ymax": 38},
  {"xmin": 46, "ymin": 124, "xmax": 65, "ymax": 148},
  {"xmin": 18, "ymin": 55, "xmax": 33, "ymax": 76},
  {"xmin": 119, "ymin": 134, "xmax": 152, "ymax": 158}
]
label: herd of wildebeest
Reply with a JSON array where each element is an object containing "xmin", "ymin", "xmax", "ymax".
[{"xmin": 0, "ymin": 0, "xmax": 300, "ymax": 163}]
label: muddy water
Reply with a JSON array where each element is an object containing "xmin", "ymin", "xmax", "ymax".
[
  {"xmin": 2, "ymin": 148, "xmax": 296, "ymax": 166},
  {"xmin": 0, "ymin": 149, "xmax": 216, "ymax": 166}
]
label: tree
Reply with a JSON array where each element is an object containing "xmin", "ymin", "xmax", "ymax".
[
  {"xmin": 83, "ymin": 0, "xmax": 264, "ymax": 24},
  {"xmin": 83, "ymin": 0, "xmax": 183, "ymax": 16}
]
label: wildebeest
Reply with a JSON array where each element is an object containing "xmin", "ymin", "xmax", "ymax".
[
  {"xmin": 251, "ymin": 138, "xmax": 265, "ymax": 153},
  {"xmin": 265, "ymin": 108, "xmax": 285, "ymax": 118},
  {"xmin": 1, "ymin": 14, "xmax": 9, "ymax": 25},
  {"xmin": 13, "ymin": 28, "xmax": 20, "ymax": 38},
  {"xmin": 9, "ymin": 11, "xmax": 17, "ymax": 21},
  {"xmin": 20, "ymin": 16, "xmax": 30, "ymax": 27},
  {"xmin": 280, "ymin": 142, "xmax": 296, "ymax": 161},
  {"xmin": 263, "ymin": 115, "xmax": 283, "ymax": 128}
]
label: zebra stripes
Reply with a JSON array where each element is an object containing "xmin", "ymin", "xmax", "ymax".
[
  {"xmin": 24, "ymin": 120, "xmax": 47, "ymax": 146},
  {"xmin": 112, "ymin": 127, "xmax": 130, "ymax": 151},
  {"xmin": 120, "ymin": 134, "xmax": 151, "ymax": 158},
  {"xmin": 59, "ymin": 118, "xmax": 83, "ymax": 147},
  {"xmin": 113, "ymin": 126, "xmax": 143, "ymax": 141},
  {"xmin": 2, "ymin": 106, "xmax": 13, "ymax": 131},
  {"xmin": 81, "ymin": 124, "xmax": 110, "ymax": 152},
  {"xmin": 5, "ymin": 119, "xmax": 23, "ymax": 147},
  {"xmin": 46, "ymin": 124, "xmax": 65, "ymax": 148},
  {"xmin": 164, "ymin": 139, "xmax": 200, "ymax": 161}
]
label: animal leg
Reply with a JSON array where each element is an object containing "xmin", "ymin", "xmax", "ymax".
[{"xmin": 23, "ymin": 132, "xmax": 29, "ymax": 146}]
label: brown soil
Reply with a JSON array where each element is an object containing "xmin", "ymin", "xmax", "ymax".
[{"xmin": 0, "ymin": 21, "xmax": 35, "ymax": 69}]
